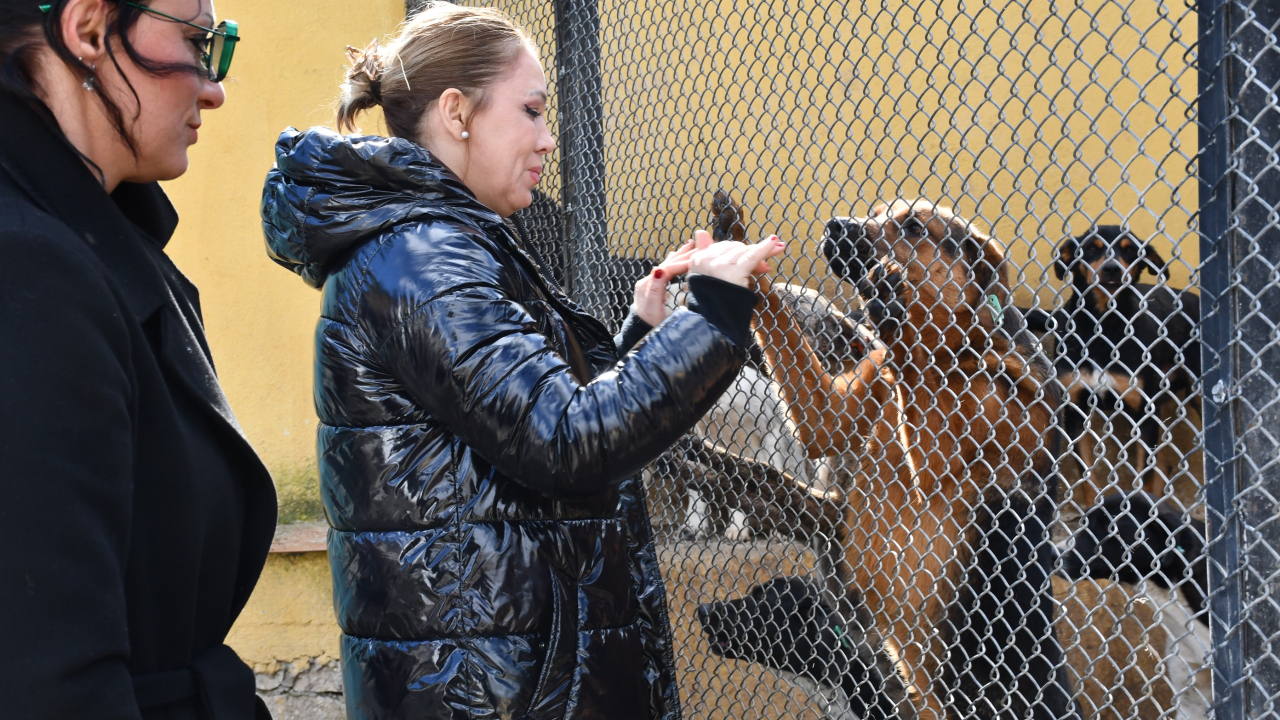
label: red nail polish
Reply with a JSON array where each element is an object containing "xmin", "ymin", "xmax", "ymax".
[{"xmin": 653, "ymin": 268, "xmax": 665, "ymax": 280}]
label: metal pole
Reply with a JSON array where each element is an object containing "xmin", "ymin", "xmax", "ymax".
[
  {"xmin": 554, "ymin": 0, "xmax": 610, "ymax": 317},
  {"xmin": 1228, "ymin": 0, "xmax": 1280, "ymax": 714},
  {"xmin": 1201, "ymin": 0, "xmax": 1280, "ymax": 714},
  {"xmin": 1198, "ymin": 0, "xmax": 1246, "ymax": 713}
]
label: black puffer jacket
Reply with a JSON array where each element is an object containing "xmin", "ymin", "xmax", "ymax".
[{"xmin": 262, "ymin": 127, "xmax": 751, "ymax": 720}]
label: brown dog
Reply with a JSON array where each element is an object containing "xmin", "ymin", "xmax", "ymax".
[{"xmin": 752, "ymin": 199, "xmax": 1072, "ymax": 719}]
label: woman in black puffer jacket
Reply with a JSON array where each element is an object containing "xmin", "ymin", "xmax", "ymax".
[{"xmin": 261, "ymin": 6, "xmax": 784, "ymax": 719}]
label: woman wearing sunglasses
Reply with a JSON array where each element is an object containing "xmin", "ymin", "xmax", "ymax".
[
  {"xmin": 263, "ymin": 4, "xmax": 784, "ymax": 718},
  {"xmin": 0, "ymin": 2, "xmax": 274, "ymax": 719}
]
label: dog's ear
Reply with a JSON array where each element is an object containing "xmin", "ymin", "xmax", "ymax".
[
  {"xmin": 1137, "ymin": 236, "xmax": 1169, "ymax": 279},
  {"xmin": 710, "ymin": 190, "xmax": 746, "ymax": 243},
  {"xmin": 710, "ymin": 190, "xmax": 730, "ymax": 242},
  {"xmin": 953, "ymin": 217, "xmax": 1010, "ymax": 328},
  {"xmin": 947, "ymin": 215, "xmax": 1013, "ymax": 333},
  {"xmin": 1054, "ymin": 236, "xmax": 1077, "ymax": 281},
  {"xmin": 730, "ymin": 203, "xmax": 746, "ymax": 243}
]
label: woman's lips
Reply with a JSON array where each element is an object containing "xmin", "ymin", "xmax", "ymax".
[{"xmin": 529, "ymin": 168, "xmax": 542, "ymax": 183}]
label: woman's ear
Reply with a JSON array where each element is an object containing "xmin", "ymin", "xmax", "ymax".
[
  {"xmin": 60, "ymin": 0, "xmax": 111, "ymax": 64},
  {"xmin": 435, "ymin": 88, "xmax": 472, "ymax": 142}
]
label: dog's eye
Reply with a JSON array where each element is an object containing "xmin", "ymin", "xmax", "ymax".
[{"xmin": 902, "ymin": 218, "xmax": 925, "ymax": 236}]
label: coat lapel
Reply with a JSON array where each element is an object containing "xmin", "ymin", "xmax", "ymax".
[
  {"xmin": 156, "ymin": 272, "xmax": 250, "ymax": 440},
  {"xmin": 0, "ymin": 92, "xmax": 264, "ymax": 473}
]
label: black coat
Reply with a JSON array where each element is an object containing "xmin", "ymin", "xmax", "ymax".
[
  {"xmin": 0, "ymin": 92, "xmax": 277, "ymax": 720},
  {"xmin": 262, "ymin": 126, "xmax": 750, "ymax": 720}
]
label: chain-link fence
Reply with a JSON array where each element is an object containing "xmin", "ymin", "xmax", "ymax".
[{"xmin": 438, "ymin": 0, "xmax": 1276, "ymax": 716}]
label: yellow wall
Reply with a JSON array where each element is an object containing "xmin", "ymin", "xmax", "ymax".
[
  {"xmin": 225, "ymin": 552, "xmax": 340, "ymax": 673},
  {"xmin": 162, "ymin": 0, "xmax": 405, "ymax": 524},
  {"xmin": 161, "ymin": 0, "xmax": 406, "ymax": 668},
  {"xmin": 583, "ymin": 0, "xmax": 1199, "ymax": 307}
]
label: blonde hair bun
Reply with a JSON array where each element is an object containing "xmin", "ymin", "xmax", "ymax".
[
  {"xmin": 341, "ymin": 40, "xmax": 383, "ymax": 113},
  {"xmin": 336, "ymin": 3, "xmax": 535, "ymax": 137}
]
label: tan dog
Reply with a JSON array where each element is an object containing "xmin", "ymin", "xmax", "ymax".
[{"xmin": 753, "ymin": 199, "xmax": 1070, "ymax": 719}]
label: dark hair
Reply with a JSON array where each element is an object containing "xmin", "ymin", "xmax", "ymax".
[
  {"xmin": 337, "ymin": 2, "xmax": 534, "ymax": 139},
  {"xmin": 0, "ymin": 0, "xmax": 204, "ymax": 158}
]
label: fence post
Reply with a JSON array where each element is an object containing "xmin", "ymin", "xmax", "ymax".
[
  {"xmin": 1200, "ymin": 0, "xmax": 1280, "ymax": 715},
  {"xmin": 1198, "ymin": 0, "xmax": 1245, "ymax": 714},
  {"xmin": 554, "ymin": 0, "xmax": 611, "ymax": 317}
]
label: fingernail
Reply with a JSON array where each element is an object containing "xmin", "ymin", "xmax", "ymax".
[
  {"xmin": 776, "ymin": 241, "xmax": 785, "ymax": 247},
  {"xmin": 653, "ymin": 268, "xmax": 665, "ymax": 280}
]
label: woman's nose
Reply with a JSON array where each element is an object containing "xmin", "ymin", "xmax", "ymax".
[
  {"xmin": 199, "ymin": 78, "xmax": 227, "ymax": 111},
  {"xmin": 539, "ymin": 128, "xmax": 556, "ymax": 155}
]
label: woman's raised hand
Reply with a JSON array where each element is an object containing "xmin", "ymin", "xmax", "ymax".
[
  {"xmin": 688, "ymin": 229, "xmax": 785, "ymax": 287},
  {"xmin": 631, "ymin": 230, "xmax": 785, "ymax": 327},
  {"xmin": 632, "ymin": 238, "xmax": 698, "ymax": 327}
]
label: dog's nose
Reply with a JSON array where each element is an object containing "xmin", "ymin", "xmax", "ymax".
[
  {"xmin": 824, "ymin": 217, "xmax": 871, "ymax": 246},
  {"xmin": 824, "ymin": 217, "xmax": 852, "ymax": 242},
  {"xmin": 696, "ymin": 603, "xmax": 712, "ymax": 628},
  {"xmin": 1098, "ymin": 261, "xmax": 1126, "ymax": 284}
]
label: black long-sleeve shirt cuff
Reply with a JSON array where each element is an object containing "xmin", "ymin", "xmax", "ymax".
[
  {"xmin": 613, "ymin": 308, "xmax": 654, "ymax": 355},
  {"xmin": 686, "ymin": 274, "xmax": 759, "ymax": 348}
]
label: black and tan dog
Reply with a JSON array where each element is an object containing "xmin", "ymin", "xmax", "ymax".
[
  {"xmin": 697, "ymin": 576, "xmax": 909, "ymax": 719},
  {"xmin": 753, "ymin": 199, "xmax": 1074, "ymax": 719},
  {"xmin": 1043, "ymin": 225, "xmax": 1200, "ymax": 502},
  {"xmin": 1059, "ymin": 491, "xmax": 1208, "ymax": 623}
]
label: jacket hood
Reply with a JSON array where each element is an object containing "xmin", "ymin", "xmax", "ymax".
[{"xmin": 261, "ymin": 126, "xmax": 502, "ymax": 288}]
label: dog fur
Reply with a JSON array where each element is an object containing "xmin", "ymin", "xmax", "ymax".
[
  {"xmin": 671, "ymin": 194, "xmax": 869, "ymax": 540},
  {"xmin": 697, "ymin": 576, "xmax": 910, "ymax": 720},
  {"xmin": 752, "ymin": 198, "xmax": 1074, "ymax": 719},
  {"xmin": 1059, "ymin": 491, "xmax": 1208, "ymax": 623},
  {"xmin": 702, "ymin": 575, "xmax": 1188, "ymax": 720},
  {"xmin": 673, "ymin": 280, "xmax": 868, "ymax": 542},
  {"xmin": 711, "ymin": 188, "xmax": 748, "ymax": 243}
]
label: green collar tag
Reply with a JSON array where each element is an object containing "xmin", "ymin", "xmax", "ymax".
[
  {"xmin": 833, "ymin": 625, "xmax": 853, "ymax": 650},
  {"xmin": 986, "ymin": 293, "xmax": 1003, "ymax": 318}
]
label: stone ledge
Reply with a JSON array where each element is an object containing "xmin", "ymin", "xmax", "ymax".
[
  {"xmin": 257, "ymin": 658, "xmax": 344, "ymax": 720},
  {"xmin": 270, "ymin": 521, "xmax": 328, "ymax": 553}
]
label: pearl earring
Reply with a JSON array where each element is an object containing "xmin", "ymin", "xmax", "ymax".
[{"xmin": 461, "ymin": 131, "xmax": 469, "ymax": 139}]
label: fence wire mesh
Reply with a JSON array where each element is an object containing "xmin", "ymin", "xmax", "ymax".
[{"xmin": 441, "ymin": 0, "xmax": 1278, "ymax": 716}]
